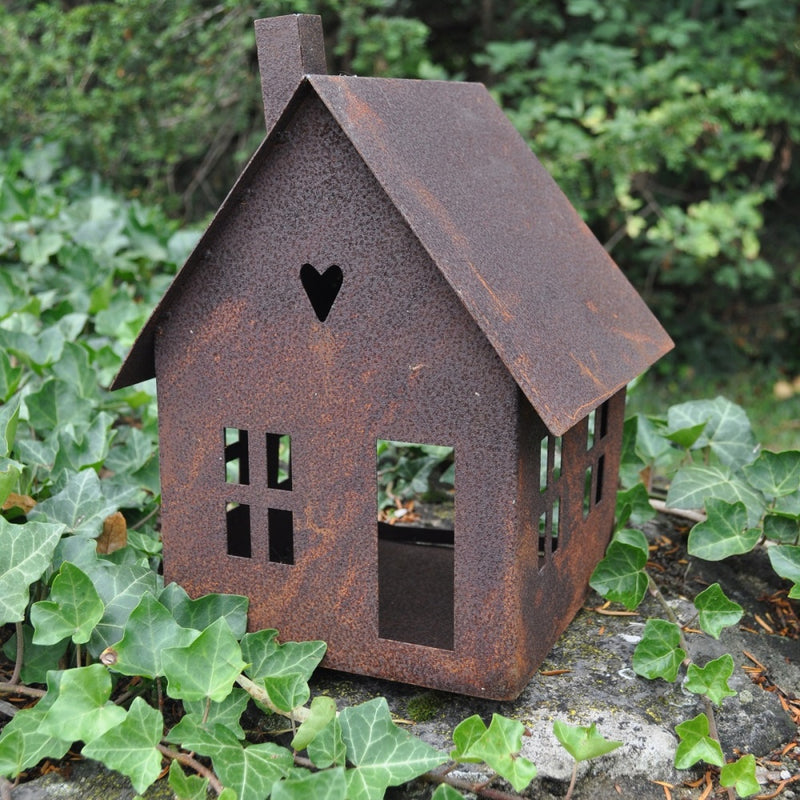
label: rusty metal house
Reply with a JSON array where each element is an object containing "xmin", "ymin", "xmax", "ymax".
[{"xmin": 112, "ymin": 14, "xmax": 673, "ymax": 700}]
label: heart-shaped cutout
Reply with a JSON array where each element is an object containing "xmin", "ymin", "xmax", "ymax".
[{"xmin": 300, "ymin": 263, "xmax": 343, "ymax": 322}]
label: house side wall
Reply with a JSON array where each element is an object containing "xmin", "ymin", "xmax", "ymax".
[
  {"xmin": 153, "ymin": 91, "xmax": 526, "ymax": 697},
  {"xmin": 513, "ymin": 388, "xmax": 626, "ymax": 690}
]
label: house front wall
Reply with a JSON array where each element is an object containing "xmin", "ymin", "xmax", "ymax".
[{"xmin": 153, "ymin": 88, "xmax": 531, "ymax": 696}]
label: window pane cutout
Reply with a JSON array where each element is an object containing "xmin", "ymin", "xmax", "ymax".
[
  {"xmin": 267, "ymin": 433, "xmax": 292, "ymax": 490},
  {"xmin": 224, "ymin": 428, "xmax": 249, "ymax": 484},
  {"xmin": 377, "ymin": 439, "xmax": 454, "ymax": 650},
  {"xmin": 268, "ymin": 507, "xmax": 294, "ymax": 564},
  {"xmin": 540, "ymin": 435, "xmax": 561, "ymax": 492},
  {"xmin": 226, "ymin": 501, "xmax": 251, "ymax": 558}
]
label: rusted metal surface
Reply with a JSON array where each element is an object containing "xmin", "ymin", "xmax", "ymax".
[
  {"xmin": 254, "ymin": 15, "xmax": 327, "ymax": 133},
  {"xmin": 111, "ymin": 15, "xmax": 671, "ymax": 699}
]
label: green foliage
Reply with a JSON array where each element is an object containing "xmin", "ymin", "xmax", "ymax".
[
  {"xmin": 685, "ymin": 655, "xmax": 737, "ymax": 706},
  {"xmin": 588, "ymin": 532, "xmax": 648, "ymax": 610},
  {"xmin": 82, "ymin": 697, "xmax": 165, "ymax": 794},
  {"xmin": 376, "ymin": 440, "xmax": 454, "ymax": 515},
  {"xmin": 720, "ymin": 755, "xmax": 761, "ymax": 798},
  {"xmin": 450, "ymin": 714, "xmax": 537, "ymax": 793},
  {"xmin": 338, "ymin": 698, "xmax": 446, "ymax": 798},
  {"xmin": 0, "ymin": 517, "xmax": 65, "ymax": 625},
  {"xmin": 30, "ymin": 562, "xmax": 104, "ymax": 646},
  {"xmin": 552, "ymin": 721, "xmax": 622, "ymax": 763},
  {"xmin": 692, "ymin": 584, "xmax": 743, "ymax": 639},
  {"xmin": 0, "ymin": 1, "xmax": 434, "ymax": 218},
  {"xmin": 632, "ymin": 619, "xmax": 685, "ymax": 683},
  {"xmin": 590, "ymin": 392, "xmax": 798, "ymax": 795},
  {"xmin": 674, "ymin": 714, "xmax": 724, "ymax": 770}
]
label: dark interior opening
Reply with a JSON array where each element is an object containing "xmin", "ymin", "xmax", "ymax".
[
  {"xmin": 226, "ymin": 502, "xmax": 251, "ymax": 558},
  {"xmin": 268, "ymin": 507, "xmax": 294, "ymax": 564},
  {"xmin": 595, "ymin": 454, "xmax": 605, "ymax": 504}
]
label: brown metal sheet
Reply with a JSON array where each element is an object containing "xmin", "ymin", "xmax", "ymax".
[
  {"xmin": 309, "ymin": 74, "xmax": 673, "ymax": 435},
  {"xmin": 255, "ymin": 15, "xmax": 327, "ymax": 132}
]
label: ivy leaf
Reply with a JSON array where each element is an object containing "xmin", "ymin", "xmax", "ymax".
[
  {"xmin": 0, "ymin": 458, "xmax": 22, "ymax": 507},
  {"xmin": 184, "ymin": 689, "xmax": 250, "ymax": 741},
  {"xmin": 743, "ymin": 450, "xmax": 800, "ymax": 498},
  {"xmin": 31, "ymin": 561, "xmax": 105, "ymax": 645},
  {"xmin": 450, "ymin": 714, "xmax": 537, "ymax": 793},
  {"xmin": 615, "ymin": 483, "xmax": 656, "ymax": 527},
  {"xmin": 40, "ymin": 664, "xmax": 126, "ymax": 743},
  {"xmin": 720, "ymin": 754, "xmax": 761, "ymax": 797},
  {"xmin": 291, "ymin": 695, "xmax": 338, "ymax": 751},
  {"xmin": 666, "ymin": 397, "xmax": 756, "ymax": 468},
  {"xmin": 589, "ymin": 538, "xmax": 648, "ymax": 610},
  {"xmin": 0, "ymin": 711, "xmax": 71, "ymax": 779},
  {"xmin": 111, "ymin": 593, "xmax": 199, "ymax": 679},
  {"xmin": 162, "ymin": 618, "xmax": 247, "ymax": 703},
  {"xmin": 339, "ymin": 697, "xmax": 446, "ymax": 799},
  {"xmin": 82, "ymin": 697, "xmax": 164, "ymax": 794},
  {"xmin": 0, "ymin": 673, "xmax": 70, "ymax": 778},
  {"xmin": 666, "ymin": 466, "xmax": 765, "ymax": 526},
  {"xmin": 52, "ymin": 412, "xmax": 116, "ymax": 476},
  {"xmin": 86, "ymin": 561, "xmax": 161, "ymax": 655},
  {"xmin": 767, "ymin": 545, "xmax": 800, "ymax": 587},
  {"xmin": 685, "ymin": 655, "xmax": 737, "ymax": 706},
  {"xmin": 632, "ymin": 619, "xmax": 686, "ymax": 682},
  {"xmin": 693, "ymin": 583, "xmax": 743, "ymax": 639},
  {"xmin": 52, "ymin": 341, "xmax": 100, "ymax": 400},
  {"xmin": 618, "ymin": 415, "xmax": 647, "ymax": 488},
  {"xmin": 552, "ymin": 721, "xmax": 622, "ymax": 762},
  {"xmin": 242, "ymin": 629, "xmax": 327, "ymax": 681},
  {"xmin": 241, "ymin": 629, "xmax": 326, "ymax": 714},
  {"xmin": 687, "ymin": 498, "xmax": 761, "ymax": 561},
  {"xmin": 307, "ymin": 717, "xmax": 347, "ymax": 769},
  {"xmin": 776, "ymin": 489, "xmax": 800, "ymax": 516},
  {"xmin": 0, "ymin": 353, "xmax": 23, "ymax": 405},
  {"xmin": 674, "ymin": 713, "xmax": 724, "ymax": 769},
  {"xmin": 664, "ymin": 421, "xmax": 707, "ymax": 449},
  {"xmin": 159, "ymin": 582, "xmax": 249, "ymax": 638},
  {"xmin": 612, "ymin": 527, "xmax": 649, "ymax": 555},
  {"xmin": 270, "ymin": 767, "xmax": 347, "ymax": 800},
  {"xmin": 0, "ymin": 515, "xmax": 65, "ymax": 625},
  {"xmin": 450, "ymin": 715, "xmax": 487, "ymax": 763},
  {"xmin": 0, "ymin": 397, "xmax": 19, "ymax": 456},
  {"xmin": 29, "ymin": 469, "xmax": 126, "ymax": 538},
  {"xmin": 22, "ymin": 378, "xmax": 87, "ymax": 433},
  {"xmin": 168, "ymin": 760, "xmax": 209, "ymax": 800},
  {"xmin": 168, "ymin": 717, "xmax": 293, "ymax": 800},
  {"xmin": 763, "ymin": 512, "xmax": 800, "ymax": 543},
  {"xmin": 2, "ymin": 624, "xmax": 68, "ymax": 684}
]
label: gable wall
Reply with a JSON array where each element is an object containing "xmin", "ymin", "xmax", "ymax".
[{"xmin": 152, "ymin": 91, "xmax": 531, "ymax": 687}]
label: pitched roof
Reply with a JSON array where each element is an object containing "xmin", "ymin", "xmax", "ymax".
[{"xmin": 112, "ymin": 74, "xmax": 672, "ymax": 436}]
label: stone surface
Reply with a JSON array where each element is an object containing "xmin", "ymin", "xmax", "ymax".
[{"xmin": 6, "ymin": 513, "xmax": 799, "ymax": 799}]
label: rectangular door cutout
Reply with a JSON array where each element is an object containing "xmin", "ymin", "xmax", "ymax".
[
  {"xmin": 224, "ymin": 428, "xmax": 249, "ymax": 485},
  {"xmin": 226, "ymin": 501, "xmax": 251, "ymax": 558},
  {"xmin": 268, "ymin": 507, "xmax": 294, "ymax": 564},
  {"xmin": 377, "ymin": 440, "xmax": 454, "ymax": 650}
]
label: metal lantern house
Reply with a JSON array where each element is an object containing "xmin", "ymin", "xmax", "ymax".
[{"xmin": 111, "ymin": 14, "xmax": 673, "ymax": 700}]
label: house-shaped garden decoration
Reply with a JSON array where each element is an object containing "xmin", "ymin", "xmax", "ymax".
[{"xmin": 112, "ymin": 14, "xmax": 673, "ymax": 700}]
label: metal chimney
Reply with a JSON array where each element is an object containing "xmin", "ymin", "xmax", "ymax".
[{"xmin": 254, "ymin": 14, "xmax": 328, "ymax": 133}]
